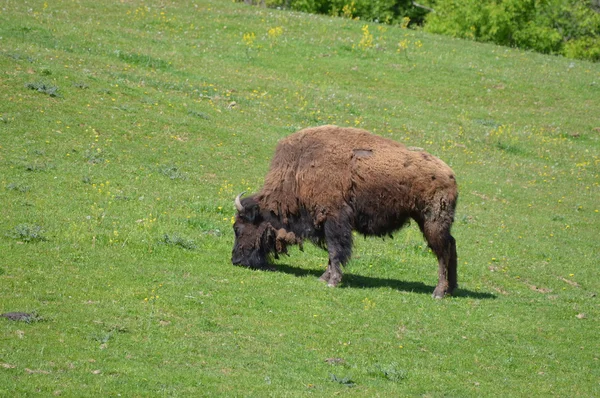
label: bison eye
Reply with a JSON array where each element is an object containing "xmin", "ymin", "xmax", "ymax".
[{"xmin": 234, "ymin": 224, "xmax": 244, "ymax": 237}]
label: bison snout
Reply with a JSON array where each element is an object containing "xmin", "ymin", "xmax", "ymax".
[{"xmin": 231, "ymin": 254, "xmax": 243, "ymax": 266}]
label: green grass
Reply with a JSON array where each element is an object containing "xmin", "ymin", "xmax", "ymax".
[{"xmin": 1, "ymin": 0, "xmax": 599, "ymax": 396}]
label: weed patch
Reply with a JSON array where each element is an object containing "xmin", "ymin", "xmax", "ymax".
[
  {"xmin": 25, "ymin": 81, "xmax": 60, "ymax": 97},
  {"xmin": 159, "ymin": 165, "xmax": 188, "ymax": 180},
  {"xmin": 160, "ymin": 233, "xmax": 197, "ymax": 250},
  {"xmin": 24, "ymin": 161, "xmax": 53, "ymax": 172},
  {"xmin": 6, "ymin": 183, "xmax": 31, "ymax": 193},
  {"xmin": 188, "ymin": 110, "xmax": 210, "ymax": 119},
  {"xmin": 84, "ymin": 149, "xmax": 106, "ymax": 164},
  {"xmin": 90, "ymin": 326, "xmax": 128, "ymax": 348},
  {"xmin": 7, "ymin": 224, "xmax": 47, "ymax": 242},
  {"xmin": 0, "ymin": 311, "xmax": 45, "ymax": 323},
  {"xmin": 4, "ymin": 52, "xmax": 35, "ymax": 62},
  {"xmin": 369, "ymin": 362, "xmax": 408, "ymax": 382},
  {"xmin": 329, "ymin": 373, "xmax": 356, "ymax": 387}
]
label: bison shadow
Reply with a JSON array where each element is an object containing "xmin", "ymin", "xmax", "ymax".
[{"xmin": 273, "ymin": 263, "xmax": 496, "ymax": 299}]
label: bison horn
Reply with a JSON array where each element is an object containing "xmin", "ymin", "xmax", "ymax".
[{"xmin": 234, "ymin": 191, "xmax": 246, "ymax": 212}]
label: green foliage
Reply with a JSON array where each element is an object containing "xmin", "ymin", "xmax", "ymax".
[
  {"xmin": 0, "ymin": 311, "xmax": 45, "ymax": 323},
  {"xmin": 6, "ymin": 183, "xmax": 31, "ymax": 193},
  {"xmin": 370, "ymin": 362, "xmax": 408, "ymax": 382},
  {"xmin": 158, "ymin": 165, "xmax": 188, "ymax": 180},
  {"xmin": 425, "ymin": 0, "xmax": 600, "ymax": 61},
  {"xmin": 563, "ymin": 35, "xmax": 600, "ymax": 61},
  {"xmin": 25, "ymin": 81, "xmax": 60, "ymax": 97},
  {"xmin": 7, "ymin": 224, "xmax": 47, "ymax": 243},
  {"xmin": 160, "ymin": 233, "xmax": 197, "ymax": 250},
  {"xmin": 267, "ymin": 0, "xmax": 429, "ymax": 25},
  {"xmin": 329, "ymin": 373, "xmax": 356, "ymax": 387},
  {"xmin": 261, "ymin": 0, "xmax": 600, "ymax": 61}
]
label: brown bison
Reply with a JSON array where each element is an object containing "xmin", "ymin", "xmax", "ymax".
[{"xmin": 232, "ymin": 125, "xmax": 458, "ymax": 298}]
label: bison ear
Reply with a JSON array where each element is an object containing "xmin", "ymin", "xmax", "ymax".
[
  {"xmin": 235, "ymin": 192, "xmax": 261, "ymax": 223},
  {"xmin": 239, "ymin": 200, "xmax": 260, "ymax": 223},
  {"xmin": 244, "ymin": 202, "xmax": 260, "ymax": 223}
]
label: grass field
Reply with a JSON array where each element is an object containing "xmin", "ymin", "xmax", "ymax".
[{"xmin": 1, "ymin": 0, "xmax": 599, "ymax": 396}]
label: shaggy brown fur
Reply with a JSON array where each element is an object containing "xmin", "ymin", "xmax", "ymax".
[
  {"xmin": 232, "ymin": 125, "xmax": 458, "ymax": 298},
  {"xmin": 258, "ymin": 125, "xmax": 457, "ymax": 223}
]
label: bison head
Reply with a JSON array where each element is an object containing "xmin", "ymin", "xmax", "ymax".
[
  {"xmin": 232, "ymin": 193, "xmax": 301, "ymax": 269},
  {"xmin": 231, "ymin": 193, "xmax": 278, "ymax": 269}
]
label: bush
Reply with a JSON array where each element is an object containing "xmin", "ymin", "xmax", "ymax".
[
  {"xmin": 254, "ymin": 0, "xmax": 600, "ymax": 61},
  {"xmin": 266, "ymin": 0, "xmax": 429, "ymax": 25},
  {"xmin": 563, "ymin": 36, "xmax": 600, "ymax": 61},
  {"xmin": 424, "ymin": 0, "xmax": 600, "ymax": 61}
]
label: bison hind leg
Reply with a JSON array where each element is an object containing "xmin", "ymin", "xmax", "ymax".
[
  {"xmin": 448, "ymin": 235, "xmax": 458, "ymax": 291},
  {"xmin": 418, "ymin": 218, "xmax": 457, "ymax": 298}
]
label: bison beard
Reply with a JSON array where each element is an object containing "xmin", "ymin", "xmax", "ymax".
[{"xmin": 231, "ymin": 125, "xmax": 458, "ymax": 298}]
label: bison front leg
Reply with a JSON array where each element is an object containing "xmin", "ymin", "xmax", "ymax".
[
  {"xmin": 319, "ymin": 261, "xmax": 332, "ymax": 284},
  {"xmin": 321, "ymin": 215, "xmax": 353, "ymax": 287},
  {"xmin": 323, "ymin": 257, "xmax": 344, "ymax": 287}
]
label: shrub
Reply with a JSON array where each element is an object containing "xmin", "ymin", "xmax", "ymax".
[
  {"xmin": 265, "ymin": 0, "xmax": 429, "ymax": 25},
  {"xmin": 258, "ymin": 0, "xmax": 600, "ymax": 61},
  {"xmin": 425, "ymin": 0, "xmax": 600, "ymax": 61},
  {"xmin": 563, "ymin": 36, "xmax": 600, "ymax": 61}
]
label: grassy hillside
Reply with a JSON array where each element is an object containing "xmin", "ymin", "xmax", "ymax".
[{"xmin": 1, "ymin": 0, "xmax": 599, "ymax": 396}]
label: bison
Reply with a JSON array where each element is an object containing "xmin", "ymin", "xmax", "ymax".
[{"xmin": 232, "ymin": 125, "xmax": 458, "ymax": 298}]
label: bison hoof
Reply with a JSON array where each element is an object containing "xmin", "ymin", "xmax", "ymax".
[
  {"xmin": 327, "ymin": 276, "xmax": 342, "ymax": 287},
  {"xmin": 319, "ymin": 270, "xmax": 341, "ymax": 287},
  {"xmin": 327, "ymin": 279, "xmax": 341, "ymax": 287},
  {"xmin": 432, "ymin": 286, "xmax": 454, "ymax": 299}
]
